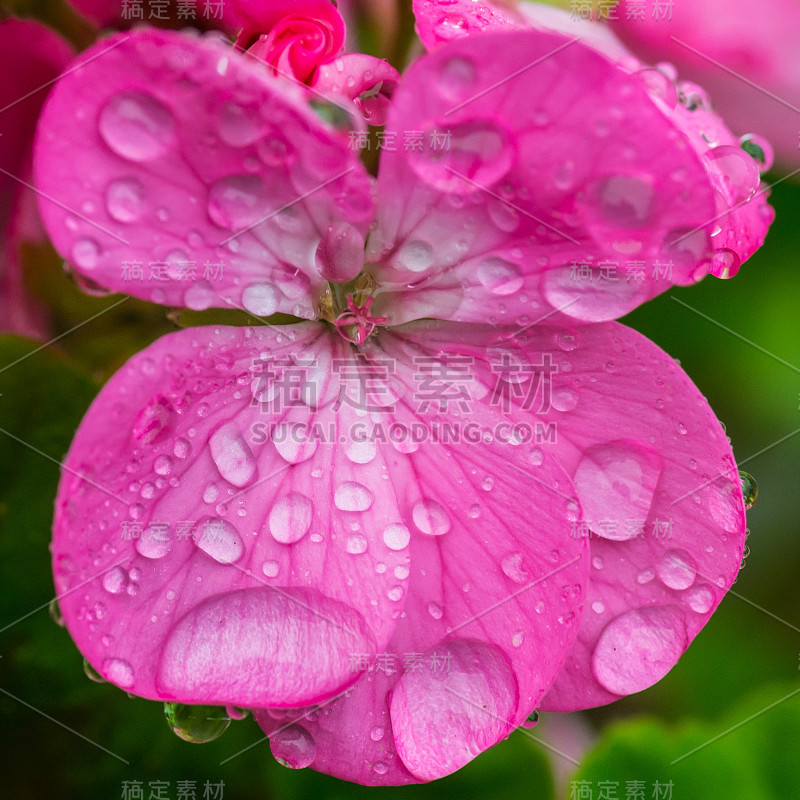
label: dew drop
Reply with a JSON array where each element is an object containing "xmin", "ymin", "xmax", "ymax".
[
  {"xmin": 135, "ymin": 523, "xmax": 172, "ymax": 559},
  {"xmin": 370, "ymin": 726, "xmax": 385, "ymax": 742},
  {"xmin": 262, "ymin": 560, "xmax": 280, "ymax": 578},
  {"xmin": 428, "ymin": 601, "xmax": 443, "ymax": 620},
  {"xmin": 657, "ymin": 549, "xmax": 697, "ymax": 590},
  {"xmin": 106, "ymin": 177, "xmax": 146, "ymax": 222},
  {"xmin": 271, "ymin": 724, "xmax": 316, "ymax": 769},
  {"xmin": 71, "ymin": 237, "xmax": 100, "ymax": 269},
  {"xmin": 334, "ymin": 482, "xmax": 374, "ymax": 512},
  {"xmin": 209, "ymin": 422, "xmax": 258, "ymax": 488},
  {"xmin": 164, "ymin": 703, "xmax": 231, "ymax": 743},
  {"xmin": 412, "ymin": 498, "xmax": 451, "ymax": 536},
  {"xmin": 477, "ymin": 257, "xmax": 523, "ymax": 295},
  {"xmin": 195, "ymin": 517, "xmax": 244, "ymax": 563},
  {"xmin": 268, "ymin": 493, "xmax": 313, "ymax": 544},
  {"xmin": 103, "ymin": 657, "xmax": 135, "ymax": 688},
  {"xmin": 686, "ymin": 584, "xmax": 715, "ymax": 614},
  {"xmin": 346, "ymin": 534, "xmax": 368, "ymax": 554},
  {"xmin": 383, "ymin": 523, "xmax": 410, "ymax": 551},
  {"xmin": 500, "ymin": 552, "xmax": 529, "ymax": 584},
  {"xmin": 207, "ymin": 174, "xmax": 267, "ymax": 230},
  {"xmin": 99, "ymin": 91, "xmax": 175, "ymax": 161},
  {"xmin": 241, "ymin": 283, "xmax": 279, "ymax": 316},
  {"xmin": 740, "ymin": 471, "xmax": 758, "ymax": 509}
]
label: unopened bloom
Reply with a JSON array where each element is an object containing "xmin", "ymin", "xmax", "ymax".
[{"xmin": 36, "ymin": 9, "xmax": 768, "ymax": 786}]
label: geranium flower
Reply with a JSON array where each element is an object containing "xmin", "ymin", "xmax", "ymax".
[
  {"xmin": 35, "ymin": 12, "xmax": 769, "ymax": 786},
  {"xmin": 611, "ymin": 0, "xmax": 800, "ymax": 173}
]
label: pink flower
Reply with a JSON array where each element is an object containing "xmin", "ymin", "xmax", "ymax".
[
  {"xmin": 35, "ymin": 18, "xmax": 767, "ymax": 786},
  {"xmin": 611, "ymin": 0, "xmax": 800, "ymax": 172},
  {"xmin": 0, "ymin": 18, "xmax": 73, "ymax": 336}
]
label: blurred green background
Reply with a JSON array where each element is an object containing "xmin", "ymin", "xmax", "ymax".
[{"xmin": 2, "ymin": 1, "xmax": 800, "ymax": 798}]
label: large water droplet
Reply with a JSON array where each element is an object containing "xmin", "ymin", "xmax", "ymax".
[
  {"xmin": 272, "ymin": 422, "xmax": 318, "ymax": 464},
  {"xmin": 209, "ymin": 422, "xmax": 258, "ymax": 487},
  {"xmin": 99, "ymin": 91, "xmax": 175, "ymax": 161},
  {"xmin": 591, "ymin": 606, "xmax": 687, "ymax": 696},
  {"xmin": 657, "ymin": 548, "xmax": 697, "ymax": 590},
  {"xmin": 195, "ymin": 517, "xmax": 244, "ymax": 564},
  {"xmin": 686, "ymin": 583, "xmax": 715, "ymax": 614},
  {"xmin": 334, "ymin": 482, "xmax": 375, "ymax": 512},
  {"xmin": 268, "ymin": 493, "xmax": 313, "ymax": 544},
  {"xmin": 390, "ymin": 640, "xmax": 517, "ymax": 781},
  {"xmin": 164, "ymin": 703, "xmax": 231, "ymax": 743},
  {"xmin": 412, "ymin": 498, "xmax": 451, "ymax": 536},
  {"xmin": 106, "ymin": 177, "xmax": 146, "ymax": 222},
  {"xmin": 573, "ymin": 440, "xmax": 662, "ymax": 540},
  {"xmin": 521, "ymin": 710, "xmax": 539, "ymax": 730},
  {"xmin": 271, "ymin": 724, "xmax": 317, "ymax": 769},
  {"xmin": 739, "ymin": 133, "xmax": 774, "ymax": 172},
  {"xmin": 207, "ymin": 174, "xmax": 268, "ymax": 230}
]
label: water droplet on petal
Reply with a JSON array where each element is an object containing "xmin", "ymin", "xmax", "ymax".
[
  {"xmin": 174, "ymin": 438, "xmax": 192, "ymax": 459},
  {"xmin": 271, "ymin": 724, "xmax": 317, "ymax": 768},
  {"xmin": 477, "ymin": 257, "xmax": 523, "ymax": 295},
  {"xmin": 657, "ymin": 549, "xmax": 697, "ymax": 590},
  {"xmin": 48, "ymin": 598, "xmax": 65, "ymax": 626},
  {"xmin": 103, "ymin": 657, "xmax": 135, "ymax": 688},
  {"xmin": 164, "ymin": 703, "xmax": 231, "ymax": 743},
  {"xmin": 370, "ymin": 726, "xmax": 385, "ymax": 742},
  {"xmin": 262, "ymin": 560, "xmax": 280, "ymax": 578},
  {"xmin": 83, "ymin": 658, "xmax": 106, "ymax": 683},
  {"xmin": 428, "ymin": 601, "xmax": 443, "ymax": 619},
  {"xmin": 390, "ymin": 640, "xmax": 517, "ymax": 781},
  {"xmin": 709, "ymin": 248, "xmax": 740, "ymax": 280},
  {"xmin": 591, "ymin": 606, "xmax": 687, "ymax": 695},
  {"xmin": 209, "ymin": 422, "xmax": 257, "ymax": 488},
  {"xmin": 573, "ymin": 440, "xmax": 662, "ymax": 540},
  {"xmin": 71, "ymin": 237, "xmax": 101, "ymax": 270},
  {"xmin": 521, "ymin": 710, "xmax": 539, "ymax": 729},
  {"xmin": 412, "ymin": 499, "xmax": 451, "ymax": 536},
  {"xmin": 99, "ymin": 91, "xmax": 175, "ymax": 161},
  {"xmin": 500, "ymin": 552, "xmax": 529, "ymax": 584},
  {"xmin": 383, "ymin": 523, "xmax": 411, "ymax": 551},
  {"xmin": 395, "ymin": 239, "xmax": 434, "ymax": 273},
  {"xmin": 334, "ymin": 482, "xmax": 374, "ymax": 512},
  {"xmin": 106, "ymin": 177, "xmax": 146, "ymax": 222},
  {"xmin": 195, "ymin": 517, "xmax": 244, "ymax": 563},
  {"xmin": 136, "ymin": 523, "xmax": 172, "ymax": 559},
  {"xmin": 241, "ymin": 283, "xmax": 278, "ymax": 316},
  {"xmin": 346, "ymin": 534, "xmax": 368, "ymax": 554},
  {"xmin": 218, "ymin": 102, "xmax": 262, "ymax": 147},
  {"xmin": 686, "ymin": 584, "xmax": 715, "ymax": 614},
  {"xmin": 132, "ymin": 395, "xmax": 176, "ymax": 444},
  {"xmin": 408, "ymin": 119, "xmax": 514, "ymax": 194},
  {"xmin": 268, "ymin": 493, "xmax": 313, "ymax": 544},
  {"xmin": 705, "ymin": 145, "xmax": 760, "ymax": 204},
  {"xmin": 207, "ymin": 174, "xmax": 267, "ymax": 230},
  {"xmin": 739, "ymin": 133, "xmax": 774, "ymax": 172}
]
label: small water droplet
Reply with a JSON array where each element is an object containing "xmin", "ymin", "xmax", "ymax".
[
  {"xmin": 83, "ymin": 658, "xmax": 106, "ymax": 683},
  {"xmin": 740, "ymin": 471, "xmax": 758, "ymax": 509},
  {"xmin": 105, "ymin": 177, "xmax": 146, "ymax": 222},
  {"xmin": 103, "ymin": 657, "xmax": 135, "ymax": 688},
  {"xmin": 334, "ymin": 482, "xmax": 374, "ymax": 512},
  {"xmin": 195, "ymin": 517, "xmax": 244, "ymax": 563},
  {"xmin": 383, "ymin": 523, "xmax": 410, "ymax": 551},
  {"xmin": 521, "ymin": 710, "xmax": 539, "ymax": 729},
  {"xmin": 268, "ymin": 493, "xmax": 313, "ymax": 544}
]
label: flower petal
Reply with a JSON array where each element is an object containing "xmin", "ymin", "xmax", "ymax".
[
  {"xmin": 412, "ymin": 0, "xmax": 518, "ymax": 50},
  {"xmin": 370, "ymin": 29, "xmax": 769, "ymax": 325},
  {"xmin": 53, "ymin": 323, "xmax": 420, "ymax": 706},
  {"xmin": 256, "ymin": 321, "xmax": 589, "ymax": 784},
  {"xmin": 396, "ymin": 321, "xmax": 744, "ymax": 710},
  {"xmin": 34, "ymin": 29, "xmax": 373, "ymax": 317}
]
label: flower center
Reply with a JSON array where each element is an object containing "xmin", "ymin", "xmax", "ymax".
[{"xmin": 319, "ymin": 272, "xmax": 386, "ymax": 345}]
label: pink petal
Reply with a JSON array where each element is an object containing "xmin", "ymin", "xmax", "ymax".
[
  {"xmin": 412, "ymin": 0, "xmax": 519, "ymax": 49},
  {"xmin": 613, "ymin": 0, "xmax": 800, "ymax": 171},
  {"xmin": 33, "ymin": 29, "xmax": 373, "ymax": 316},
  {"xmin": 256, "ymin": 321, "xmax": 589, "ymax": 784},
  {"xmin": 0, "ymin": 19, "xmax": 72, "ymax": 336},
  {"xmin": 370, "ymin": 29, "xmax": 724, "ymax": 326},
  {"xmin": 412, "ymin": 320, "xmax": 744, "ymax": 711},
  {"xmin": 53, "ymin": 323, "xmax": 419, "ymax": 706},
  {"xmin": 315, "ymin": 53, "xmax": 399, "ymax": 126}
]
